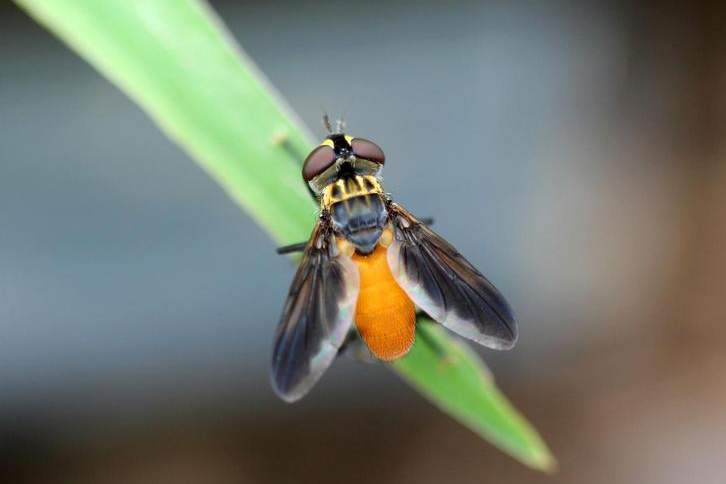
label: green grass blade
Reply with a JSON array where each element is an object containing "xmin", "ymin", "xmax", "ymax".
[
  {"xmin": 15, "ymin": 0, "xmax": 317, "ymax": 245},
  {"xmin": 392, "ymin": 322, "xmax": 556, "ymax": 472},
  {"xmin": 14, "ymin": 0, "xmax": 555, "ymax": 471}
]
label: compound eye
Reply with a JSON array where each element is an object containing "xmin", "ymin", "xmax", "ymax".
[
  {"xmin": 302, "ymin": 145, "xmax": 336, "ymax": 181},
  {"xmin": 351, "ymin": 138, "xmax": 385, "ymax": 165}
]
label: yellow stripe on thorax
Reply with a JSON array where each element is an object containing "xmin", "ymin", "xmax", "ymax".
[{"xmin": 321, "ymin": 175, "xmax": 383, "ymax": 208}]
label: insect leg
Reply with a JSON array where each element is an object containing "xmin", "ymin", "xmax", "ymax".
[
  {"xmin": 276, "ymin": 241, "xmax": 308, "ymax": 255},
  {"xmin": 338, "ymin": 330, "xmax": 376, "ymax": 363},
  {"xmin": 418, "ymin": 217, "xmax": 434, "ymax": 226}
]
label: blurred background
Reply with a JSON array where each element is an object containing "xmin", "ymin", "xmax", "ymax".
[{"xmin": 1, "ymin": 0, "xmax": 725, "ymax": 482}]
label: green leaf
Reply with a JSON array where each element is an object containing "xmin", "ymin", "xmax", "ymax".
[
  {"xmin": 14, "ymin": 0, "xmax": 555, "ymax": 471},
  {"xmin": 15, "ymin": 0, "xmax": 317, "ymax": 246},
  {"xmin": 392, "ymin": 322, "xmax": 556, "ymax": 472}
]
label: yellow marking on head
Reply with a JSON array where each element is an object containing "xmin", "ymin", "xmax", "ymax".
[
  {"xmin": 321, "ymin": 175, "xmax": 383, "ymax": 208},
  {"xmin": 344, "ymin": 135, "xmax": 354, "ymax": 144},
  {"xmin": 320, "ymin": 138, "xmax": 334, "ymax": 148}
]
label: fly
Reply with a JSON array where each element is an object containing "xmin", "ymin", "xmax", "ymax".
[{"xmin": 271, "ymin": 120, "xmax": 517, "ymax": 402}]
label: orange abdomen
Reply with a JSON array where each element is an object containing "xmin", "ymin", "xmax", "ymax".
[{"xmin": 352, "ymin": 244, "xmax": 415, "ymax": 361}]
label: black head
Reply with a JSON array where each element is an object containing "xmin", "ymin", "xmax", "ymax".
[{"xmin": 302, "ymin": 134, "xmax": 386, "ymax": 193}]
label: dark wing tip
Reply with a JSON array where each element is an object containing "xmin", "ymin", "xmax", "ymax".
[
  {"xmin": 270, "ymin": 373, "xmax": 306, "ymax": 403},
  {"xmin": 270, "ymin": 348, "xmax": 312, "ymax": 403},
  {"xmin": 270, "ymin": 339, "xmax": 313, "ymax": 403},
  {"xmin": 486, "ymin": 325, "xmax": 518, "ymax": 350},
  {"xmin": 489, "ymin": 299, "xmax": 519, "ymax": 350},
  {"xmin": 463, "ymin": 313, "xmax": 518, "ymax": 350}
]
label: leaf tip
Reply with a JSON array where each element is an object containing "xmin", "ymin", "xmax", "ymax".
[{"xmin": 523, "ymin": 443, "xmax": 558, "ymax": 474}]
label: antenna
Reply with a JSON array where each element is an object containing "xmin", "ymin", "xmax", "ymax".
[{"xmin": 322, "ymin": 113, "xmax": 333, "ymax": 133}]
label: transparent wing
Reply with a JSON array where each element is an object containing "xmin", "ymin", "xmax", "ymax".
[
  {"xmin": 387, "ymin": 205, "xmax": 517, "ymax": 350},
  {"xmin": 271, "ymin": 222, "xmax": 360, "ymax": 402}
]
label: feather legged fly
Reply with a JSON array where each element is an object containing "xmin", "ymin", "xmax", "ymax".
[{"xmin": 271, "ymin": 120, "xmax": 517, "ymax": 402}]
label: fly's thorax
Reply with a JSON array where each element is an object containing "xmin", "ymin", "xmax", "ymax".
[
  {"xmin": 325, "ymin": 176, "xmax": 387, "ymax": 255},
  {"xmin": 321, "ymin": 175, "xmax": 383, "ymax": 208}
]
